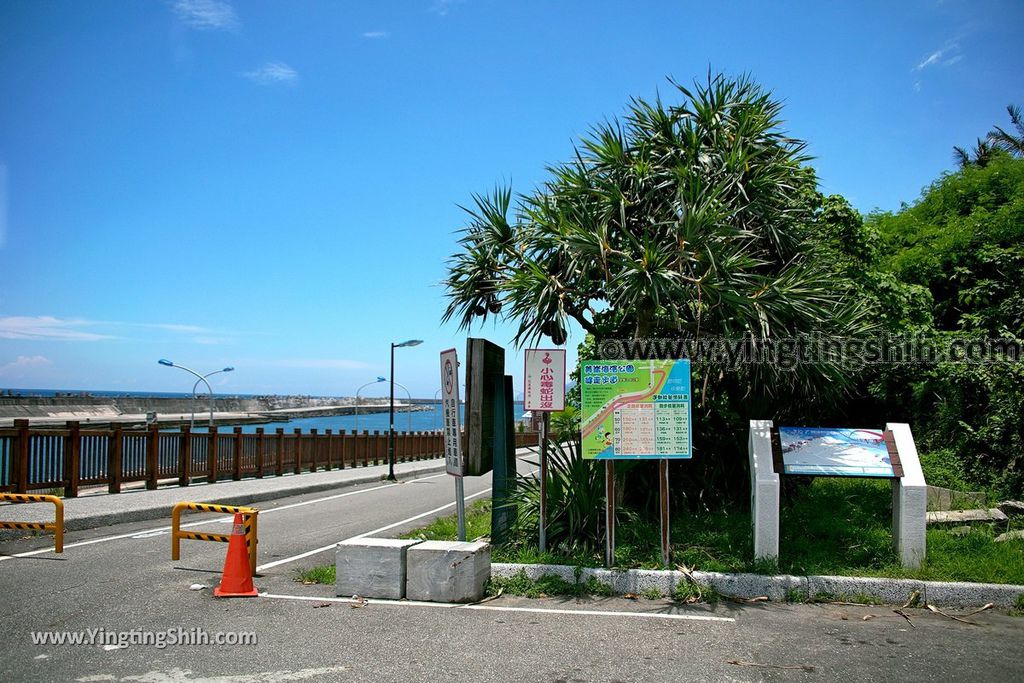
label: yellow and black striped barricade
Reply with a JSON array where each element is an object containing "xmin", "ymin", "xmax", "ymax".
[
  {"xmin": 0, "ymin": 493, "xmax": 64, "ymax": 553},
  {"xmin": 171, "ymin": 502, "xmax": 258, "ymax": 575}
]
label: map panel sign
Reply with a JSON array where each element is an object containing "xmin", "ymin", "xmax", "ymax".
[
  {"xmin": 440, "ymin": 348, "xmax": 464, "ymax": 477},
  {"xmin": 779, "ymin": 427, "xmax": 894, "ymax": 477},
  {"xmin": 580, "ymin": 360, "xmax": 692, "ymax": 460}
]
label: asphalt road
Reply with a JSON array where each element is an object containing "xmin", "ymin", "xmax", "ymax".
[{"xmin": 1, "ymin": 457, "xmax": 1022, "ymax": 683}]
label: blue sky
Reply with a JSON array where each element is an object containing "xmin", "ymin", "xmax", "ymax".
[{"xmin": 1, "ymin": 0, "xmax": 1021, "ymax": 397}]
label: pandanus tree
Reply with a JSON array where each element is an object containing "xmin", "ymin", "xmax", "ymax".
[
  {"xmin": 442, "ymin": 74, "xmax": 876, "ymax": 516},
  {"xmin": 443, "ymin": 73, "xmax": 873, "ymax": 399}
]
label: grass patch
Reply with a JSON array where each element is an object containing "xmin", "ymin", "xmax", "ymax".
[
  {"xmin": 486, "ymin": 569, "xmax": 614, "ymax": 599},
  {"xmin": 399, "ymin": 499, "xmax": 493, "ymax": 542},
  {"xmin": 1011, "ymin": 594, "xmax": 1024, "ymax": 617},
  {"xmin": 672, "ymin": 581, "xmax": 721, "ymax": 604},
  {"xmin": 295, "ymin": 565, "xmax": 335, "ymax": 585},
  {"xmin": 809, "ymin": 592, "xmax": 883, "ymax": 605},
  {"xmin": 403, "ymin": 478, "xmax": 1024, "ymax": 586}
]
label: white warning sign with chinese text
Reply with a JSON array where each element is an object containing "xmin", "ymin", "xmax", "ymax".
[
  {"xmin": 524, "ymin": 349, "xmax": 566, "ymax": 412},
  {"xmin": 440, "ymin": 348, "xmax": 464, "ymax": 477}
]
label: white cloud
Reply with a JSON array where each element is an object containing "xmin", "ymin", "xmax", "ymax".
[
  {"xmin": 173, "ymin": 0, "xmax": 239, "ymax": 31},
  {"xmin": 243, "ymin": 62, "xmax": 298, "ymax": 86},
  {"xmin": 361, "ymin": 31, "xmax": 390, "ymax": 39},
  {"xmin": 0, "ymin": 355, "xmax": 52, "ymax": 376},
  {"xmin": 0, "ymin": 316, "xmax": 114, "ymax": 342},
  {"xmin": 0, "ymin": 316, "xmax": 232, "ymax": 344},
  {"xmin": 431, "ymin": 0, "xmax": 465, "ymax": 17},
  {"xmin": 258, "ymin": 359, "xmax": 370, "ymax": 370},
  {"xmin": 915, "ymin": 43, "xmax": 960, "ymax": 71}
]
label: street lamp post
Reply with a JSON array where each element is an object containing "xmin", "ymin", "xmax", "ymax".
[
  {"xmin": 388, "ymin": 339, "xmax": 422, "ymax": 481},
  {"xmin": 392, "ymin": 380, "xmax": 414, "ymax": 433},
  {"xmin": 433, "ymin": 389, "xmax": 442, "ymax": 431},
  {"xmin": 354, "ymin": 376, "xmax": 387, "ymax": 432},
  {"xmin": 356, "ymin": 378, "xmax": 413, "ymax": 433},
  {"xmin": 158, "ymin": 359, "xmax": 235, "ymax": 428}
]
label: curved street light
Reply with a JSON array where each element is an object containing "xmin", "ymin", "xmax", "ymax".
[
  {"xmin": 158, "ymin": 359, "xmax": 235, "ymax": 428},
  {"xmin": 392, "ymin": 380, "xmax": 414, "ymax": 433},
  {"xmin": 388, "ymin": 339, "xmax": 422, "ymax": 480},
  {"xmin": 355, "ymin": 378, "xmax": 414, "ymax": 433},
  {"xmin": 354, "ymin": 376, "xmax": 387, "ymax": 432}
]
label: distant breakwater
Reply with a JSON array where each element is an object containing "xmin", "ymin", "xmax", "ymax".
[{"xmin": 0, "ymin": 395, "xmax": 424, "ymax": 420}]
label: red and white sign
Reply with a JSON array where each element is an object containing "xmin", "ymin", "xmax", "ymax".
[
  {"xmin": 440, "ymin": 348, "xmax": 464, "ymax": 476},
  {"xmin": 524, "ymin": 349, "xmax": 566, "ymax": 412}
]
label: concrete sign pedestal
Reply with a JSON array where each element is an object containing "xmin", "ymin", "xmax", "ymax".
[
  {"xmin": 887, "ymin": 422, "xmax": 927, "ymax": 568},
  {"xmin": 748, "ymin": 420, "xmax": 780, "ymax": 562},
  {"xmin": 747, "ymin": 420, "xmax": 927, "ymax": 569}
]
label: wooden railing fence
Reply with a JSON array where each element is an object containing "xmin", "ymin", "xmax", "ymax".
[{"xmin": 0, "ymin": 419, "xmax": 538, "ymax": 496}]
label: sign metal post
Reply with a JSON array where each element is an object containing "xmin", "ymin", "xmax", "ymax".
[
  {"xmin": 440, "ymin": 348, "xmax": 466, "ymax": 541},
  {"xmin": 605, "ymin": 461, "xmax": 615, "ymax": 567},
  {"xmin": 524, "ymin": 349, "xmax": 565, "ymax": 554},
  {"xmin": 580, "ymin": 360, "xmax": 693, "ymax": 569}
]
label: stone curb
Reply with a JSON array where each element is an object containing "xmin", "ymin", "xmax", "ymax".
[{"xmin": 492, "ymin": 562, "xmax": 1024, "ymax": 609}]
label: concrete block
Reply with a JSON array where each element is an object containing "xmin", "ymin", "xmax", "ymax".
[
  {"xmin": 406, "ymin": 540, "xmax": 490, "ymax": 603},
  {"xmin": 748, "ymin": 420, "xmax": 780, "ymax": 561},
  {"xmin": 888, "ymin": 423, "xmax": 927, "ymax": 569},
  {"xmin": 999, "ymin": 500, "xmax": 1024, "ymax": 517},
  {"xmin": 927, "ymin": 485, "xmax": 986, "ymax": 511},
  {"xmin": 927, "ymin": 509, "xmax": 1009, "ymax": 525},
  {"xmin": 335, "ymin": 537, "xmax": 421, "ymax": 600}
]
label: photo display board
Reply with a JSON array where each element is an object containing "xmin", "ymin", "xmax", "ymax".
[
  {"xmin": 779, "ymin": 427, "xmax": 895, "ymax": 477},
  {"xmin": 580, "ymin": 359, "xmax": 692, "ymax": 460}
]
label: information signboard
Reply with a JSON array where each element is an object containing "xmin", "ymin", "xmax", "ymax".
[
  {"xmin": 580, "ymin": 359, "xmax": 692, "ymax": 460},
  {"xmin": 439, "ymin": 348, "xmax": 464, "ymax": 477},
  {"xmin": 779, "ymin": 427, "xmax": 895, "ymax": 477},
  {"xmin": 524, "ymin": 349, "xmax": 566, "ymax": 412}
]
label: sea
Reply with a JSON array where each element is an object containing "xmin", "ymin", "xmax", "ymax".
[
  {"xmin": 198, "ymin": 403, "xmax": 528, "ymax": 434},
  {"xmin": 0, "ymin": 388, "xmax": 527, "ymax": 433}
]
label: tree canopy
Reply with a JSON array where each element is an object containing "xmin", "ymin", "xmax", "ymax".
[{"xmin": 442, "ymin": 74, "xmax": 872, "ymax": 353}]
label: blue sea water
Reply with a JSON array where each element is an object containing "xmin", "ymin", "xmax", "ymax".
[
  {"xmin": 1, "ymin": 388, "xmax": 528, "ymax": 433},
  {"xmin": 209, "ymin": 403, "xmax": 527, "ymax": 434},
  {"xmin": 0, "ymin": 388, "xmax": 262, "ymax": 399}
]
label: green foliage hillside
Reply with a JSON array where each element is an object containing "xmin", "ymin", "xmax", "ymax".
[{"xmin": 866, "ymin": 156, "xmax": 1024, "ymax": 495}]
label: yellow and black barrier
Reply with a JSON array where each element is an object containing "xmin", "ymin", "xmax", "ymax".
[
  {"xmin": 171, "ymin": 502, "xmax": 258, "ymax": 575},
  {"xmin": 0, "ymin": 493, "xmax": 64, "ymax": 553}
]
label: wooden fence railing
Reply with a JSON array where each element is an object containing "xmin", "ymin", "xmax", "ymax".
[{"xmin": 0, "ymin": 420, "xmax": 539, "ymax": 496}]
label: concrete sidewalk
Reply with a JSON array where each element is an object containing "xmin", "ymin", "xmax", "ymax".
[{"xmin": 0, "ymin": 458, "xmax": 449, "ymax": 530}]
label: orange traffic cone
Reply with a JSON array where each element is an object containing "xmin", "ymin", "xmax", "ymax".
[{"xmin": 214, "ymin": 513, "xmax": 258, "ymax": 598}]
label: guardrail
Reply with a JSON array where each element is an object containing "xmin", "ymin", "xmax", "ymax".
[
  {"xmin": 0, "ymin": 421, "xmax": 541, "ymax": 496},
  {"xmin": 0, "ymin": 492, "xmax": 64, "ymax": 553},
  {"xmin": 171, "ymin": 502, "xmax": 258, "ymax": 575}
]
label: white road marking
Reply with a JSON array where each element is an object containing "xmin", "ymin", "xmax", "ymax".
[
  {"xmin": 0, "ymin": 471, "xmax": 447, "ymax": 562},
  {"xmin": 260, "ymin": 592, "xmax": 736, "ymax": 623},
  {"xmin": 1, "ymin": 458, "xmax": 534, "ymax": 566},
  {"xmin": 254, "ymin": 487, "xmax": 493, "ymax": 572}
]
